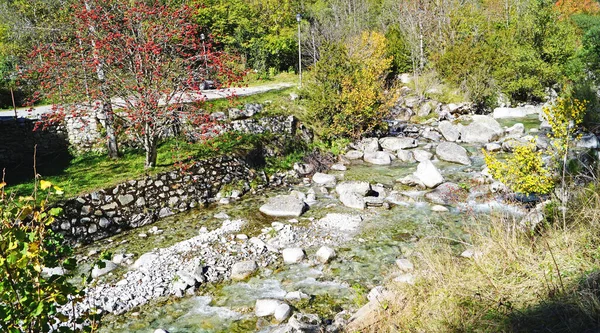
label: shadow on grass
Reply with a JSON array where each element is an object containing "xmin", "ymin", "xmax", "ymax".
[{"xmin": 506, "ymin": 271, "xmax": 600, "ymax": 333}]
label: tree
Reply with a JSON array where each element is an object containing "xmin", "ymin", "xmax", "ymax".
[{"xmin": 29, "ymin": 0, "xmax": 242, "ymax": 168}]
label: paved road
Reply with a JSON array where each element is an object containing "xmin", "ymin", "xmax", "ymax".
[{"xmin": 0, "ymin": 83, "xmax": 294, "ymax": 119}]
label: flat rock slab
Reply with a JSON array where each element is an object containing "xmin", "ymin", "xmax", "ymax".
[
  {"xmin": 459, "ymin": 115, "xmax": 503, "ymax": 143},
  {"xmin": 317, "ymin": 213, "xmax": 363, "ymax": 232},
  {"xmin": 436, "ymin": 142, "xmax": 471, "ymax": 165},
  {"xmin": 259, "ymin": 195, "xmax": 308, "ymax": 217}
]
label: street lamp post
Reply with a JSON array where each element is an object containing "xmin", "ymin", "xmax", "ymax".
[{"xmin": 296, "ymin": 13, "xmax": 302, "ymax": 87}]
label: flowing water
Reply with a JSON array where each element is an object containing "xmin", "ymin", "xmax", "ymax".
[{"xmin": 90, "ymin": 117, "xmax": 536, "ymax": 332}]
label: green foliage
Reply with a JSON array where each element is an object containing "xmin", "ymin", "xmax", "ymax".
[
  {"xmin": 304, "ymin": 32, "xmax": 395, "ymax": 141},
  {"xmin": 484, "ymin": 143, "xmax": 554, "ymax": 195},
  {"xmin": 385, "ymin": 26, "xmax": 412, "ymax": 75},
  {"xmin": 0, "ymin": 180, "xmax": 94, "ymax": 332}
]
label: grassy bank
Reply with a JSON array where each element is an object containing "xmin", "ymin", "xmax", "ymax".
[{"xmin": 373, "ymin": 184, "xmax": 600, "ymax": 332}]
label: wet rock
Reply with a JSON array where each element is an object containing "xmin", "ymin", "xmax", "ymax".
[
  {"xmin": 231, "ymin": 260, "xmax": 258, "ymax": 281},
  {"xmin": 345, "ymin": 150, "xmax": 364, "ymax": 160},
  {"xmin": 379, "ymin": 137, "xmax": 418, "ymax": 150},
  {"xmin": 282, "ymin": 248, "xmax": 305, "ymax": 264},
  {"xmin": 438, "ymin": 121, "xmax": 460, "ymax": 142},
  {"xmin": 91, "ymin": 260, "xmax": 118, "ymax": 278},
  {"xmin": 316, "ymin": 246, "xmax": 336, "ymax": 264},
  {"xmin": 459, "ymin": 115, "xmax": 503, "ymax": 143},
  {"xmin": 260, "ymin": 195, "xmax": 308, "ymax": 217},
  {"xmin": 436, "ymin": 142, "xmax": 471, "ymax": 165},
  {"xmin": 363, "ymin": 151, "xmax": 393, "ymax": 165},
  {"xmin": 397, "ymin": 174, "xmax": 425, "ymax": 188},
  {"xmin": 414, "ymin": 160, "xmax": 444, "ymax": 188},
  {"xmin": 312, "ymin": 173, "xmax": 337, "ymax": 188}
]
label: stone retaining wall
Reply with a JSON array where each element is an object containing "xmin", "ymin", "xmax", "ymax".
[{"xmin": 54, "ymin": 154, "xmax": 259, "ymax": 244}]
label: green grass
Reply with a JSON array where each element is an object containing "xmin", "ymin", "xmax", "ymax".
[
  {"xmin": 241, "ymin": 71, "xmax": 298, "ymax": 87},
  {"xmin": 6, "ymin": 132, "xmax": 267, "ymax": 199}
]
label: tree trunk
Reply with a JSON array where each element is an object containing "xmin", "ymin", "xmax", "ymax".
[
  {"xmin": 103, "ymin": 100, "xmax": 119, "ymax": 159},
  {"xmin": 144, "ymin": 129, "xmax": 158, "ymax": 169}
]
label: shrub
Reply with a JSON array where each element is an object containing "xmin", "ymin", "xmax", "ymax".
[
  {"xmin": 483, "ymin": 142, "xmax": 554, "ymax": 195},
  {"xmin": 0, "ymin": 180, "xmax": 93, "ymax": 332},
  {"xmin": 304, "ymin": 31, "xmax": 396, "ymax": 141}
]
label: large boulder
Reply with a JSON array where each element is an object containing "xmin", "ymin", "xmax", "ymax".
[
  {"xmin": 282, "ymin": 248, "xmax": 305, "ymax": 264},
  {"xmin": 438, "ymin": 121, "xmax": 460, "ymax": 142},
  {"xmin": 259, "ymin": 195, "xmax": 308, "ymax": 217},
  {"xmin": 345, "ymin": 150, "xmax": 364, "ymax": 160},
  {"xmin": 414, "ymin": 160, "xmax": 444, "ymax": 188},
  {"xmin": 459, "ymin": 115, "xmax": 503, "ymax": 143},
  {"xmin": 336, "ymin": 181, "xmax": 372, "ymax": 210},
  {"xmin": 356, "ymin": 138, "xmax": 380, "ymax": 153},
  {"xmin": 505, "ymin": 123, "xmax": 525, "ymax": 137},
  {"xmin": 379, "ymin": 137, "xmax": 418, "ymax": 151},
  {"xmin": 363, "ymin": 151, "xmax": 393, "ymax": 165},
  {"xmin": 336, "ymin": 181, "xmax": 371, "ymax": 196},
  {"xmin": 436, "ymin": 142, "xmax": 471, "ymax": 165},
  {"xmin": 576, "ymin": 133, "xmax": 600, "ymax": 149}
]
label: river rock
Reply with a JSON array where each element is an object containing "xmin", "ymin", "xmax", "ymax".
[
  {"xmin": 436, "ymin": 142, "xmax": 471, "ymax": 165},
  {"xmin": 274, "ymin": 303, "xmax": 292, "ymax": 323},
  {"xmin": 230, "ymin": 260, "xmax": 258, "ymax": 281},
  {"xmin": 312, "ymin": 172, "xmax": 337, "ymax": 188},
  {"xmin": 293, "ymin": 163, "xmax": 315, "ymax": 176},
  {"xmin": 357, "ymin": 137, "xmax": 380, "ymax": 153},
  {"xmin": 282, "ymin": 248, "xmax": 305, "ymax": 264},
  {"xmin": 336, "ymin": 181, "xmax": 371, "ymax": 196},
  {"xmin": 397, "ymin": 150, "xmax": 416, "ymax": 163},
  {"xmin": 259, "ymin": 195, "xmax": 308, "ymax": 217},
  {"xmin": 345, "ymin": 150, "xmax": 364, "ymax": 160},
  {"xmin": 459, "ymin": 115, "xmax": 503, "ymax": 143},
  {"xmin": 317, "ymin": 213, "xmax": 363, "ymax": 232},
  {"xmin": 316, "ymin": 246, "xmax": 336, "ymax": 264},
  {"xmin": 363, "ymin": 151, "xmax": 393, "ymax": 165},
  {"xmin": 421, "ymin": 128, "xmax": 442, "ymax": 142},
  {"xmin": 438, "ymin": 121, "xmax": 460, "ymax": 142},
  {"xmin": 256, "ymin": 299, "xmax": 285, "ymax": 317},
  {"xmin": 414, "ymin": 160, "xmax": 444, "ymax": 188},
  {"xmin": 285, "ymin": 291, "xmax": 310, "ymax": 302},
  {"xmin": 412, "ymin": 149, "xmax": 433, "ymax": 162},
  {"xmin": 330, "ymin": 163, "xmax": 347, "ymax": 171},
  {"xmin": 379, "ymin": 137, "xmax": 418, "ymax": 150},
  {"xmin": 338, "ymin": 191, "xmax": 365, "ymax": 209},
  {"xmin": 425, "ymin": 182, "xmax": 463, "ymax": 205},
  {"xmin": 505, "ymin": 123, "xmax": 525, "ymax": 137},
  {"xmin": 484, "ymin": 143, "xmax": 502, "ymax": 152}
]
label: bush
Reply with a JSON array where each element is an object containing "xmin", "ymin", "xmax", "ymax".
[
  {"xmin": 304, "ymin": 31, "xmax": 396, "ymax": 141},
  {"xmin": 0, "ymin": 180, "xmax": 93, "ymax": 332}
]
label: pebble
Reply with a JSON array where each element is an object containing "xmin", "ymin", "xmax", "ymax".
[{"xmin": 316, "ymin": 246, "xmax": 336, "ymax": 264}]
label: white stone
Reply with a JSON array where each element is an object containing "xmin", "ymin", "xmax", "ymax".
[
  {"xmin": 312, "ymin": 172, "xmax": 337, "ymax": 188},
  {"xmin": 431, "ymin": 205, "xmax": 449, "ymax": 212},
  {"xmin": 259, "ymin": 195, "xmax": 308, "ymax": 217},
  {"xmin": 317, "ymin": 213, "xmax": 363, "ymax": 232},
  {"xmin": 363, "ymin": 151, "xmax": 393, "ymax": 165},
  {"xmin": 414, "ymin": 160, "xmax": 444, "ymax": 188},
  {"xmin": 231, "ymin": 260, "xmax": 258, "ymax": 281},
  {"xmin": 412, "ymin": 149, "xmax": 433, "ymax": 162},
  {"xmin": 282, "ymin": 248, "xmax": 305, "ymax": 264},
  {"xmin": 379, "ymin": 137, "xmax": 418, "ymax": 150},
  {"xmin": 316, "ymin": 246, "xmax": 336, "ymax": 264},
  {"xmin": 91, "ymin": 260, "xmax": 118, "ymax": 278},
  {"xmin": 255, "ymin": 299, "xmax": 283, "ymax": 317},
  {"xmin": 274, "ymin": 303, "xmax": 292, "ymax": 323},
  {"xmin": 285, "ymin": 291, "xmax": 310, "ymax": 302},
  {"xmin": 438, "ymin": 121, "xmax": 460, "ymax": 142},
  {"xmin": 436, "ymin": 142, "xmax": 471, "ymax": 165},
  {"xmin": 330, "ymin": 163, "xmax": 347, "ymax": 171},
  {"xmin": 394, "ymin": 273, "xmax": 415, "ymax": 285},
  {"xmin": 345, "ymin": 150, "xmax": 364, "ymax": 160}
]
